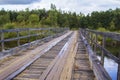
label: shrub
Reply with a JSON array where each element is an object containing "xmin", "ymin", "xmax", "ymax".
[{"xmin": 3, "ymin": 23, "xmax": 15, "ymax": 29}]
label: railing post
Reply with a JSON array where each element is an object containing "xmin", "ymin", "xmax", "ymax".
[
  {"xmin": 94, "ymin": 34, "xmax": 98, "ymax": 54},
  {"xmin": 91, "ymin": 33, "xmax": 94, "ymax": 50},
  {"xmin": 88, "ymin": 31, "xmax": 91, "ymax": 44},
  {"xmin": 101, "ymin": 37, "xmax": 106, "ymax": 65},
  {"xmin": 117, "ymin": 52, "xmax": 120, "ymax": 80},
  {"xmin": 1, "ymin": 30, "xmax": 5, "ymax": 51},
  {"xmin": 89, "ymin": 32, "xmax": 92, "ymax": 45},
  {"xmin": 28, "ymin": 28, "xmax": 30, "ymax": 43},
  {"xmin": 17, "ymin": 30, "xmax": 20, "ymax": 46}
]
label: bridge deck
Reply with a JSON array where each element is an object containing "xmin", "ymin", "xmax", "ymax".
[
  {"xmin": 71, "ymin": 35, "xmax": 95, "ymax": 80},
  {"xmin": 0, "ymin": 31, "xmax": 95, "ymax": 80}
]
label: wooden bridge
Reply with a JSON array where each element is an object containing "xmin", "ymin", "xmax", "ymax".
[{"xmin": 0, "ymin": 28, "xmax": 120, "ymax": 80}]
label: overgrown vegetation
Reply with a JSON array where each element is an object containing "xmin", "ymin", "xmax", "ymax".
[
  {"xmin": 0, "ymin": 4, "xmax": 81, "ymax": 29},
  {"xmin": 80, "ymin": 8, "xmax": 120, "ymax": 32},
  {"xmin": 0, "ymin": 4, "xmax": 120, "ymax": 56},
  {"xmin": 0, "ymin": 4, "xmax": 120, "ymax": 32}
]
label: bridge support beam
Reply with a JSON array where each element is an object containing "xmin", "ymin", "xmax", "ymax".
[
  {"xmin": 101, "ymin": 37, "xmax": 105, "ymax": 66},
  {"xmin": 117, "ymin": 52, "xmax": 120, "ymax": 80},
  {"xmin": 1, "ymin": 31, "xmax": 4, "ymax": 52},
  {"xmin": 17, "ymin": 31, "xmax": 20, "ymax": 46}
]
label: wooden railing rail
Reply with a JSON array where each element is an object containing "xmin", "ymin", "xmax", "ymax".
[
  {"xmin": 80, "ymin": 29, "xmax": 120, "ymax": 80},
  {"xmin": 0, "ymin": 28, "xmax": 68, "ymax": 52}
]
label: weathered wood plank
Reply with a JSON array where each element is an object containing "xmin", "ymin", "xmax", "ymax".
[
  {"xmin": 86, "ymin": 29, "xmax": 120, "ymax": 41},
  {"xmin": 80, "ymin": 31, "xmax": 112, "ymax": 80},
  {"xmin": 60, "ymin": 41, "xmax": 78, "ymax": 80},
  {"xmin": 0, "ymin": 31, "xmax": 72, "ymax": 80},
  {"xmin": 39, "ymin": 31, "xmax": 77, "ymax": 80}
]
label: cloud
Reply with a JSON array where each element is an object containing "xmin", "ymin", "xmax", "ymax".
[
  {"xmin": 0, "ymin": 0, "xmax": 120, "ymax": 14},
  {"xmin": 0, "ymin": 0, "xmax": 40, "ymax": 4}
]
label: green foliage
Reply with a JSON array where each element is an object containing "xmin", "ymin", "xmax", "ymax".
[
  {"xmin": 28, "ymin": 14, "xmax": 39, "ymax": 24},
  {"xmin": 97, "ymin": 27, "xmax": 107, "ymax": 32},
  {"xmin": 3, "ymin": 23, "xmax": 15, "ymax": 29},
  {"xmin": 0, "ymin": 14, "xmax": 10, "ymax": 25},
  {"xmin": 109, "ymin": 20, "xmax": 115, "ymax": 31},
  {"xmin": 80, "ymin": 8, "xmax": 120, "ymax": 31},
  {"xmin": 0, "ymin": 6, "xmax": 120, "ymax": 31},
  {"xmin": 17, "ymin": 15, "xmax": 24, "ymax": 23}
]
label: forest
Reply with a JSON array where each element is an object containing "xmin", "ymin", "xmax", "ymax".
[{"xmin": 0, "ymin": 4, "xmax": 120, "ymax": 32}]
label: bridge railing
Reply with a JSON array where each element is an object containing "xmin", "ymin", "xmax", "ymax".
[
  {"xmin": 80, "ymin": 29, "xmax": 120, "ymax": 80},
  {"xmin": 0, "ymin": 28, "xmax": 68, "ymax": 59}
]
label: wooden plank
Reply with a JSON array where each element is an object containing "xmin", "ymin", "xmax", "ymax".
[
  {"xmin": 39, "ymin": 31, "xmax": 77, "ymax": 80},
  {"xmin": 83, "ymin": 30, "xmax": 120, "ymax": 64},
  {"xmin": 60, "ymin": 37, "xmax": 78, "ymax": 80},
  {"xmin": 80, "ymin": 32, "xmax": 112, "ymax": 80},
  {"xmin": 1, "ymin": 31, "xmax": 4, "ymax": 51},
  {"xmin": 47, "ymin": 31, "xmax": 77, "ymax": 80},
  {"xmin": 0, "ymin": 31, "xmax": 72, "ymax": 80},
  {"xmin": 86, "ymin": 29, "xmax": 120, "ymax": 41},
  {"xmin": 117, "ymin": 52, "xmax": 120, "ymax": 80}
]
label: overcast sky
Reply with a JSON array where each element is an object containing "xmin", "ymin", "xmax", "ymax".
[{"xmin": 0, "ymin": 0, "xmax": 120, "ymax": 14}]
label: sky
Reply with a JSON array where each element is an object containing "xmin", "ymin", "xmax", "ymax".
[{"xmin": 0, "ymin": 0, "xmax": 120, "ymax": 15}]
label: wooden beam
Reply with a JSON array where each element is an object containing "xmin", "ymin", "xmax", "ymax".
[
  {"xmin": 1, "ymin": 31, "xmax": 4, "ymax": 52},
  {"xmin": 80, "ymin": 31, "xmax": 112, "ymax": 80},
  {"xmin": 101, "ymin": 37, "xmax": 106, "ymax": 66}
]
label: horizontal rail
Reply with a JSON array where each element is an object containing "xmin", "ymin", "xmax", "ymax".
[
  {"xmin": 80, "ymin": 31, "xmax": 111, "ymax": 80},
  {"xmin": 86, "ymin": 29, "xmax": 120, "ymax": 41},
  {"xmin": 0, "ymin": 28, "xmax": 64, "ymax": 33},
  {"xmin": 0, "ymin": 30, "xmax": 69, "ymax": 60},
  {"xmin": 0, "ymin": 28, "xmax": 69, "ymax": 52},
  {"xmin": 84, "ymin": 33, "xmax": 120, "ymax": 64},
  {"xmin": 80, "ymin": 28, "xmax": 120, "ymax": 80},
  {"xmin": 0, "ymin": 33, "xmax": 41, "ymax": 42}
]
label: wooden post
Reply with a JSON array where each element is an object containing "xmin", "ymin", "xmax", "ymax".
[
  {"xmin": 101, "ymin": 37, "xmax": 105, "ymax": 66},
  {"xmin": 1, "ymin": 31, "xmax": 4, "ymax": 52},
  {"xmin": 28, "ymin": 28, "xmax": 30, "ymax": 43},
  {"xmin": 94, "ymin": 34, "xmax": 97, "ymax": 54},
  {"xmin": 117, "ymin": 52, "xmax": 120, "ymax": 80},
  {"xmin": 17, "ymin": 31, "xmax": 20, "ymax": 46},
  {"xmin": 91, "ymin": 34, "xmax": 94, "ymax": 50},
  {"xmin": 90, "ymin": 32, "xmax": 92, "ymax": 46}
]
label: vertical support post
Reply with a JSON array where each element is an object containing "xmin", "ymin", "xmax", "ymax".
[
  {"xmin": 117, "ymin": 52, "xmax": 120, "ymax": 80},
  {"xmin": 28, "ymin": 28, "xmax": 30, "ymax": 43},
  {"xmin": 101, "ymin": 37, "xmax": 105, "ymax": 66},
  {"xmin": 1, "ymin": 30, "xmax": 4, "ymax": 52},
  {"xmin": 91, "ymin": 33, "xmax": 94, "ymax": 50},
  {"xmin": 17, "ymin": 30, "xmax": 20, "ymax": 46},
  {"xmin": 88, "ymin": 31, "xmax": 90, "ymax": 44},
  {"xmin": 90, "ymin": 32, "xmax": 92, "ymax": 46},
  {"xmin": 94, "ymin": 34, "xmax": 98, "ymax": 54},
  {"xmin": 27, "ymin": 28, "xmax": 31, "ymax": 47},
  {"xmin": 35, "ymin": 30, "xmax": 38, "ymax": 41}
]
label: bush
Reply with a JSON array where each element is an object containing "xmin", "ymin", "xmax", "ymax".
[
  {"xmin": 97, "ymin": 27, "xmax": 109, "ymax": 32},
  {"xmin": 3, "ymin": 23, "xmax": 15, "ymax": 29}
]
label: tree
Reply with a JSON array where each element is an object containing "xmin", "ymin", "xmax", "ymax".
[
  {"xmin": 109, "ymin": 20, "xmax": 115, "ymax": 31},
  {"xmin": 17, "ymin": 15, "xmax": 24, "ymax": 23},
  {"xmin": 28, "ymin": 14, "xmax": 39, "ymax": 24}
]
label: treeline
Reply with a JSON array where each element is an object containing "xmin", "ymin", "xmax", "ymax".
[
  {"xmin": 0, "ymin": 4, "xmax": 82, "ymax": 29},
  {"xmin": 0, "ymin": 4, "xmax": 120, "ymax": 32},
  {"xmin": 80, "ymin": 8, "xmax": 120, "ymax": 32}
]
